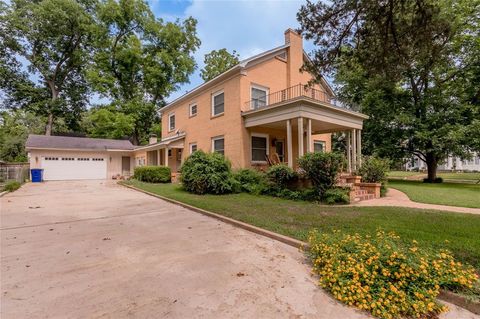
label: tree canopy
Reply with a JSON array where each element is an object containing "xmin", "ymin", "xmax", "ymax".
[
  {"xmin": 200, "ymin": 48, "xmax": 239, "ymax": 82},
  {"xmin": 298, "ymin": 0, "xmax": 480, "ymax": 180},
  {"xmin": 0, "ymin": 0, "xmax": 97, "ymax": 135},
  {"xmin": 87, "ymin": 0, "xmax": 200, "ymax": 145}
]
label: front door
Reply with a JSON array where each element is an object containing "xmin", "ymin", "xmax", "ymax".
[
  {"xmin": 275, "ymin": 140, "xmax": 285, "ymax": 162},
  {"xmin": 122, "ymin": 156, "xmax": 131, "ymax": 176}
]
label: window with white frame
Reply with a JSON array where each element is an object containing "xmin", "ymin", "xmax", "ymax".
[
  {"xmin": 189, "ymin": 103, "xmax": 197, "ymax": 117},
  {"xmin": 313, "ymin": 140, "xmax": 326, "ymax": 153},
  {"xmin": 212, "ymin": 136, "xmax": 225, "ymax": 155},
  {"xmin": 251, "ymin": 86, "xmax": 268, "ymax": 109},
  {"xmin": 168, "ymin": 113, "xmax": 175, "ymax": 131},
  {"xmin": 251, "ymin": 134, "xmax": 268, "ymax": 162},
  {"xmin": 212, "ymin": 91, "xmax": 224, "ymax": 116},
  {"xmin": 190, "ymin": 143, "xmax": 198, "ymax": 154}
]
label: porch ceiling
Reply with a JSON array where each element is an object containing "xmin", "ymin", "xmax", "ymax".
[{"xmin": 242, "ymin": 98, "xmax": 368, "ymax": 132}]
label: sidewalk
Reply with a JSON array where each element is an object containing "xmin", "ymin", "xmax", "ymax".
[{"xmin": 351, "ymin": 188, "xmax": 480, "ymax": 215}]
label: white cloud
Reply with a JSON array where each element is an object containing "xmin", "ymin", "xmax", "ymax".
[{"xmin": 165, "ymin": 0, "xmax": 311, "ymax": 101}]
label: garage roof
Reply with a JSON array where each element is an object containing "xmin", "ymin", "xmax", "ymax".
[{"xmin": 26, "ymin": 134, "xmax": 135, "ymax": 151}]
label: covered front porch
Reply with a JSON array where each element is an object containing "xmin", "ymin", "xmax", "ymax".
[
  {"xmin": 134, "ymin": 133, "xmax": 185, "ymax": 174},
  {"xmin": 242, "ymin": 89, "xmax": 368, "ymax": 172}
]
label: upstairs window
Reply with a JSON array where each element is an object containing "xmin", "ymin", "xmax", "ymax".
[
  {"xmin": 212, "ymin": 136, "xmax": 225, "ymax": 155},
  {"xmin": 314, "ymin": 140, "xmax": 326, "ymax": 153},
  {"xmin": 189, "ymin": 104, "xmax": 197, "ymax": 117},
  {"xmin": 190, "ymin": 143, "xmax": 198, "ymax": 154},
  {"xmin": 251, "ymin": 86, "xmax": 268, "ymax": 109},
  {"xmin": 251, "ymin": 134, "xmax": 268, "ymax": 162},
  {"xmin": 168, "ymin": 113, "xmax": 175, "ymax": 131},
  {"xmin": 212, "ymin": 91, "xmax": 224, "ymax": 116}
]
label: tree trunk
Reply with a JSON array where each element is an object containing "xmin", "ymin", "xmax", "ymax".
[
  {"xmin": 45, "ymin": 80, "xmax": 58, "ymax": 136},
  {"xmin": 45, "ymin": 113, "xmax": 54, "ymax": 136},
  {"xmin": 425, "ymin": 152, "xmax": 438, "ymax": 182}
]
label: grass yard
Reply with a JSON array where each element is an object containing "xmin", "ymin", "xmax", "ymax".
[
  {"xmin": 125, "ymin": 180, "xmax": 480, "ymax": 271},
  {"xmin": 388, "ymin": 170, "xmax": 480, "ymax": 183},
  {"xmin": 438, "ymin": 172, "xmax": 480, "ymax": 181},
  {"xmin": 387, "ymin": 170, "xmax": 423, "ymax": 178},
  {"xmin": 388, "ymin": 180, "xmax": 480, "ymax": 208}
]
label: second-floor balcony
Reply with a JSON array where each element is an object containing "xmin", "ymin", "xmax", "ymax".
[{"xmin": 244, "ymin": 83, "xmax": 360, "ymax": 113}]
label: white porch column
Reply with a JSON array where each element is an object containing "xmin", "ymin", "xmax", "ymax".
[
  {"xmin": 164, "ymin": 148, "xmax": 169, "ymax": 167},
  {"xmin": 357, "ymin": 129, "xmax": 362, "ymax": 168},
  {"xmin": 297, "ymin": 117, "xmax": 304, "ymax": 158},
  {"xmin": 352, "ymin": 129, "xmax": 357, "ymax": 171},
  {"xmin": 286, "ymin": 119, "xmax": 293, "ymax": 168},
  {"xmin": 306, "ymin": 118, "xmax": 312, "ymax": 153},
  {"xmin": 157, "ymin": 149, "xmax": 161, "ymax": 166},
  {"xmin": 347, "ymin": 131, "xmax": 352, "ymax": 173}
]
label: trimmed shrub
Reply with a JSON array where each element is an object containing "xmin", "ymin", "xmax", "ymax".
[
  {"xmin": 357, "ymin": 156, "xmax": 390, "ymax": 183},
  {"xmin": 4, "ymin": 181, "xmax": 21, "ymax": 192},
  {"xmin": 180, "ymin": 151, "xmax": 239, "ymax": 195},
  {"xmin": 134, "ymin": 166, "xmax": 171, "ymax": 183},
  {"xmin": 298, "ymin": 152, "xmax": 344, "ymax": 195},
  {"xmin": 233, "ymin": 168, "xmax": 266, "ymax": 194},
  {"xmin": 423, "ymin": 177, "xmax": 443, "ymax": 183},
  {"xmin": 322, "ymin": 188, "xmax": 350, "ymax": 204},
  {"xmin": 265, "ymin": 164, "xmax": 296, "ymax": 189},
  {"xmin": 308, "ymin": 229, "xmax": 478, "ymax": 319}
]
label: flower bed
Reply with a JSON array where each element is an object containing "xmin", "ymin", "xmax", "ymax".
[{"xmin": 307, "ymin": 229, "xmax": 478, "ymax": 318}]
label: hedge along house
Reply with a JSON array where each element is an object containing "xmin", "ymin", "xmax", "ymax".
[{"xmin": 26, "ymin": 29, "xmax": 368, "ymax": 181}]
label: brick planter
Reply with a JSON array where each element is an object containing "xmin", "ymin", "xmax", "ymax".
[{"xmin": 355, "ymin": 182, "xmax": 381, "ymax": 198}]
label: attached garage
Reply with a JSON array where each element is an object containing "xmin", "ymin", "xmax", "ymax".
[
  {"xmin": 41, "ymin": 156, "xmax": 107, "ymax": 181},
  {"xmin": 26, "ymin": 135, "xmax": 135, "ymax": 181}
]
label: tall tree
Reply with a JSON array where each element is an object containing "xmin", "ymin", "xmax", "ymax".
[
  {"xmin": 200, "ymin": 48, "xmax": 240, "ymax": 81},
  {"xmin": 0, "ymin": 0, "xmax": 97, "ymax": 135},
  {"xmin": 88, "ymin": 0, "xmax": 200, "ymax": 145},
  {"xmin": 298, "ymin": 0, "xmax": 480, "ymax": 181}
]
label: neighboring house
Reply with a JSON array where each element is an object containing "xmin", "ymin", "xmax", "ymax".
[
  {"xmin": 26, "ymin": 29, "xmax": 368, "ymax": 181},
  {"xmin": 405, "ymin": 152, "xmax": 480, "ymax": 171}
]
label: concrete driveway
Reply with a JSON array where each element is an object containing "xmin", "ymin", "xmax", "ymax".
[{"xmin": 0, "ymin": 181, "xmax": 476, "ymax": 319}]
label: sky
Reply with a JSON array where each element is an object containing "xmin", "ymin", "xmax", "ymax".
[{"xmin": 150, "ymin": 0, "xmax": 317, "ymax": 102}]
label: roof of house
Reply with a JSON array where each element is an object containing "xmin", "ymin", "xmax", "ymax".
[
  {"xmin": 161, "ymin": 44, "xmax": 292, "ymax": 112},
  {"xmin": 161, "ymin": 42, "xmax": 335, "ymax": 113},
  {"xmin": 25, "ymin": 134, "xmax": 135, "ymax": 151}
]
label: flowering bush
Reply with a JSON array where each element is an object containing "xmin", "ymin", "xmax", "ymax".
[{"xmin": 307, "ymin": 230, "xmax": 478, "ymax": 319}]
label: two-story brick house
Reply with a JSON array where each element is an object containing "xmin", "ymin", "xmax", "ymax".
[
  {"xmin": 26, "ymin": 29, "xmax": 367, "ymax": 181},
  {"xmin": 134, "ymin": 29, "xmax": 368, "ymax": 173}
]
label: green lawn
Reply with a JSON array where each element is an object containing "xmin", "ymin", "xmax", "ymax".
[
  {"xmin": 125, "ymin": 180, "xmax": 480, "ymax": 271},
  {"xmin": 388, "ymin": 171, "xmax": 480, "ymax": 183},
  {"xmin": 387, "ymin": 170, "xmax": 423, "ymax": 178},
  {"xmin": 388, "ymin": 180, "xmax": 480, "ymax": 208},
  {"xmin": 438, "ymin": 172, "xmax": 480, "ymax": 181}
]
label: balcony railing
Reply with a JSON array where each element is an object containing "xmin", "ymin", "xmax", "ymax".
[{"xmin": 244, "ymin": 84, "xmax": 360, "ymax": 112}]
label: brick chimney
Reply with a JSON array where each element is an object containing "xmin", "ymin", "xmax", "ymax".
[
  {"xmin": 284, "ymin": 28, "xmax": 304, "ymax": 87},
  {"xmin": 149, "ymin": 134, "xmax": 158, "ymax": 145}
]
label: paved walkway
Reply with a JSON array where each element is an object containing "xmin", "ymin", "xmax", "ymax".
[
  {"xmin": 1, "ymin": 181, "xmax": 368, "ymax": 319},
  {"xmin": 352, "ymin": 188, "xmax": 480, "ymax": 215},
  {"xmin": 1, "ymin": 181, "xmax": 476, "ymax": 318}
]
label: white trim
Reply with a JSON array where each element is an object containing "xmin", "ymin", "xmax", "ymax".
[
  {"xmin": 211, "ymin": 90, "xmax": 225, "ymax": 116},
  {"xmin": 168, "ymin": 113, "xmax": 175, "ymax": 132},
  {"xmin": 250, "ymin": 132, "xmax": 269, "ymax": 164},
  {"xmin": 189, "ymin": 103, "xmax": 198, "ymax": 117},
  {"xmin": 250, "ymin": 84, "xmax": 269, "ymax": 110},
  {"xmin": 211, "ymin": 135, "xmax": 225, "ymax": 154},
  {"xmin": 189, "ymin": 142, "xmax": 198, "ymax": 154}
]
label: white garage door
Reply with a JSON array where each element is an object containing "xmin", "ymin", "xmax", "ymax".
[{"xmin": 42, "ymin": 156, "xmax": 107, "ymax": 181}]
